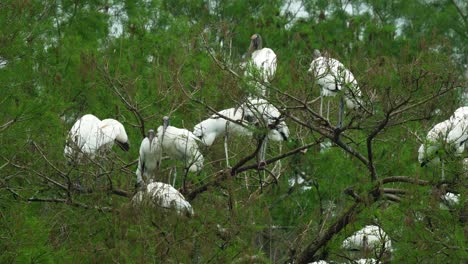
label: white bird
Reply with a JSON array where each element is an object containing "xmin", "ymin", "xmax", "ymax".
[
  {"xmin": 450, "ymin": 106, "xmax": 468, "ymax": 121},
  {"xmin": 354, "ymin": 259, "xmax": 377, "ymax": 264},
  {"xmin": 193, "ymin": 106, "xmax": 289, "ymax": 167},
  {"xmin": 64, "ymin": 114, "xmax": 129, "ymax": 162},
  {"xmin": 244, "ymin": 33, "xmax": 277, "ymax": 96},
  {"xmin": 308, "ymin": 49, "xmax": 362, "ymax": 128},
  {"xmin": 132, "ymin": 180, "xmax": 194, "ymax": 216},
  {"xmin": 158, "ymin": 116, "xmax": 204, "ymax": 186},
  {"xmin": 418, "ymin": 117, "xmax": 467, "ymax": 180},
  {"xmin": 135, "ymin": 129, "xmax": 161, "ymax": 186},
  {"xmin": 342, "ymin": 225, "xmax": 392, "ymax": 256},
  {"xmin": 440, "ymin": 192, "xmax": 460, "ymax": 208},
  {"xmin": 193, "ymin": 108, "xmax": 252, "ymax": 167},
  {"xmin": 242, "ymin": 98, "xmax": 290, "ymax": 166}
]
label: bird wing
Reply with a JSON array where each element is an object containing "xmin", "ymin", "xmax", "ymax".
[
  {"xmin": 68, "ymin": 114, "xmax": 101, "ymax": 154},
  {"xmin": 251, "ymin": 48, "xmax": 277, "ymax": 82},
  {"xmin": 136, "ymin": 137, "xmax": 148, "ymax": 179},
  {"xmin": 99, "ymin": 119, "xmax": 123, "ymax": 146}
]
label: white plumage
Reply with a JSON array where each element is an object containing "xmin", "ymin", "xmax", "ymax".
[
  {"xmin": 418, "ymin": 117, "xmax": 467, "ymax": 173},
  {"xmin": 441, "ymin": 192, "xmax": 460, "ymax": 207},
  {"xmin": 242, "ymin": 98, "xmax": 290, "ymax": 141},
  {"xmin": 244, "ymin": 34, "xmax": 277, "ymax": 96},
  {"xmin": 193, "ymin": 108, "xmax": 252, "ymax": 147},
  {"xmin": 308, "ymin": 50, "xmax": 362, "ymax": 127},
  {"xmin": 342, "ymin": 225, "xmax": 392, "ymax": 254},
  {"xmin": 355, "ymin": 259, "xmax": 377, "ymax": 264},
  {"xmin": 64, "ymin": 114, "xmax": 129, "ymax": 162},
  {"xmin": 247, "ymin": 48, "xmax": 277, "ymax": 83},
  {"xmin": 193, "ymin": 106, "xmax": 288, "ymax": 167},
  {"xmin": 157, "ymin": 118, "xmax": 204, "ymax": 173},
  {"xmin": 451, "ymin": 106, "xmax": 468, "ymax": 121},
  {"xmin": 135, "ymin": 129, "xmax": 161, "ymax": 185},
  {"xmin": 242, "ymin": 98, "xmax": 289, "ymax": 166},
  {"xmin": 132, "ymin": 181, "xmax": 194, "ymax": 216}
]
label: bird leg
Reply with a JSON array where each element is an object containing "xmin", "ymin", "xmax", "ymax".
[
  {"xmin": 224, "ymin": 124, "xmax": 230, "ymax": 168},
  {"xmin": 441, "ymin": 160, "xmax": 445, "ymax": 181},
  {"xmin": 337, "ymin": 96, "xmax": 344, "ymax": 129},
  {"xmin": 320, "ymin": 95, "xmax": 323, "ymax": 117},
  {"xmin": 173, "ymin": 167, "xmax": 177, "ymax": 187},
  {"xmin": 244, "ymin": 172, "xmax": 250, "ymax": 191},
  {"xmin": 272, "ymin": 142, "xmax": 282, "ymax": 176},
  {"xmin": 327, "ymin": 100, "xmax": 330, "ymax": 121},
  {"xmin": 257, "ymin": 136, "xmax": 268, "ymax": 169}
]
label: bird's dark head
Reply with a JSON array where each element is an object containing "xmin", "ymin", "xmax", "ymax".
[
  {"xmin": 115, "ymin": 139, "xmax": 130, "ymax": 151},
  {"xmin": 313, "ymin": 49, "xmax": 321, "ymax": 59},
  {"xmin": 147, "ymin": 129, "xmax": 155, "ymax": 149},
  {"xmin": 162, "ymin": 116, "xmax": 170, "ymax": 130},
  {"xmin": 249, "ymin": 33, "xmax": 263, "ymax": 53}
]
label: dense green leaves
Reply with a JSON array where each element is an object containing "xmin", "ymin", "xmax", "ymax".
[{"xmin": 0, "ymin": 0, "xmax": 466, "ymax": 263}]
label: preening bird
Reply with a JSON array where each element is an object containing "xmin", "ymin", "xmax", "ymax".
[
  {"xmin": 308, "ymin": 49, "xmax": 362, "ymax": 128},
  {"xmin": 242, "ymin": 98, "xmax": 289, "ymax": 166},
  {"xmin": 244, "ymin": 33, "xmax": 277, "ymax": 96},
  {"xmin": 193, "ymin": 108, "xmax": 252, "ymax": 167},
  {"xmin": 418, "ymin": 117, "xmax": 467, "ymax": 179},
  {"xmin": 135, "ymin": 129, "xmax": 161, "ymax": 186},
  {"xmin": 157, "ymin": 116, "xmax": 204, "ymax": 186},
  {"xmin": 132, "ymin": 180, "xmax": 194, "ymax": 216},
  {"xmin": 64, "ymin": 114, "xmax": 129, "ymax": 162},
  {"xmin": 193, "ymin": 106, "xmax": 289, "ymax": 167},
  {"xmin": 342, "ymin": 225, "xmax": 392, "ymax": 256}
]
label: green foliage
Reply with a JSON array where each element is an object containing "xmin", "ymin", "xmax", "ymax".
[{"xmin": 0, "ymin": 0, "xmax": 466, "ymax": 263}]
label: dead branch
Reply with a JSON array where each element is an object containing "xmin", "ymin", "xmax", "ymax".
[
  {"xmin": 28, "ymin": 197, "xmax": 113, "ymax": 212},
  {"xmin": 382, "ymin": 176, "xmax": 429, "ymax": 185}
]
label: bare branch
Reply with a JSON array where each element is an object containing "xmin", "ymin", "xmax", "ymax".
[
  {"xmin": 28, "ymin": 197, "xmax": 113, "ymax": 212},
  {"xmin": 382, "ymin": 176, "xmax": 429, "ymax": 185}
]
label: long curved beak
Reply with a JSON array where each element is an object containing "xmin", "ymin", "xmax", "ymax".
[
  {"xmin": 116, "ymin": 140, "xmax": 130, "ymax": 151},
  {"xmin": 148, "ymin": 130, "xmax": 155, "ymax": 151}
]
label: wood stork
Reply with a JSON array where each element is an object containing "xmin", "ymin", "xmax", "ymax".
[
  {"xmin": 308, "ymin": 49, "xmax": 362, "ymax": 128},
  {"xmin": 157, "ymin": 116, "xmax": 204, "ymax": 187},
  {"xmin": 64, "ymin": 114, "xmax": 129, "ymax": 162},
  {"xmin": 135, "ymin": 129, "xmax": 161, "ymax": 187},
  {"xmin": 418, "ymin": 116, "xmax": 467, "ymax": 180},
  {"xmin": 440, "ymin": 192, "xmax": 460, "ymax": 208},
  {"xmin": 193, "ymin": 106, "xmax": 289, "ymax": 167},
  {"xmin": 244, "ymin": 33, "xmax": 277, "ymax": 96},
  {"xmin": 242, "ymin": 98, "xmax": 289, "ymax": 167},
  {"xmin": 342, "ymin": 225, "xmax": 393, "ymax": 258},
  {"xmin": 193, "ymin": 108, "xmax": 252, "ymax": 167},
  {"xmin": 355, "ymin": 259, "xmax": 377, "ymax": 264},
  {"xmin": 451, "ymin": 106, "xmax": 468, "ymax": 120},
  {"xmin": 132, "ymin": 180, "xmax": 194, "ymax": 216}
]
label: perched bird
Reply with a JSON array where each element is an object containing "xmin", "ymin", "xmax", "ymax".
[
  {"xmin": 64, "ymin": 114, "xmax": 129, "ymax": 162},
  {"xmin": 193, "ymin": 106, "xmax": 289, "ymax": 167},
  {"xmin": 355, "ymin": 259, "xmax": 377, "ymax": 264},
  {"xmin": 242, "ymin": 98, "xmax": 289, "ymax": 166},
  {"xmin": 135, "ymin": 129, "xmax": 161, "ymax": 187},
  {"xmin": 308, "ymin": 49, "xmax": 362, "ymax": 128},
  {"xmin": 440, "ymin": 192, "xmax": 460, "ymax": 208},
  {"xmin": 132, "ymin": 180, "xmax": 194, "ymax": 216},
  {"xmin": 342, "ymin": 225, "xmax": 392, "ymax": 257},
  {"xmin": 157, "ymin": 116, "xmax": 204, "ymax": 186},
  {"xmin": 418, "ymin": 117, "xmax": 467, "ymax": 179},
  {"xmin": 193, "ymin": 108, "xmax": 252, "ymax": 167},
  {"xmin": 244, "ymin": 33, "xmax": 277, "ymax": 96},
  {"xmin": 451, "ymin": 106, "xmax": 468, "ymax": 121}
]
